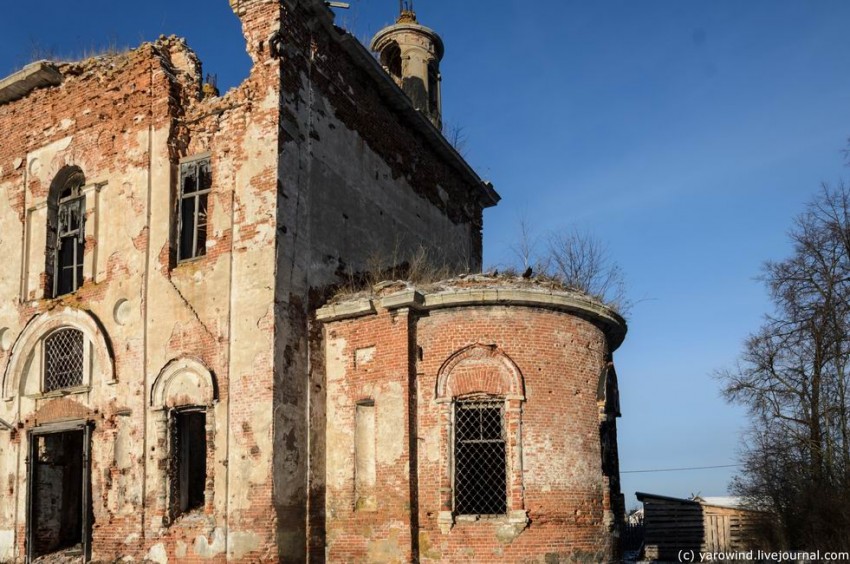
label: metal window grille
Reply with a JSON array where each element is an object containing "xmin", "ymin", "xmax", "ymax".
[
  {"xmin": 43, "ymin": 329, "xmax": 84, "ymax": 392},
  {"xmin": 177, "ymin": 158, "xmax": 211, "ymax": 262},
  {"xmin": 454, "ymin": 398, "xmax": 507, "ymax": 515}
]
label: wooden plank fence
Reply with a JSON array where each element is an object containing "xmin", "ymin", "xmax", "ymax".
[{"xmin": 638, "ymin": 493, "xmax": 768, "ymax": 561}]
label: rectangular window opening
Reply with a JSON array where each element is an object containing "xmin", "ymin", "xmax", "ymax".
[
  {"xmin": 169, "ymin": 410, "xmax": 207, "ymax": 519},
  {"xmin": 454, "ymin": 398, "xmax": 507, "ymax": 516},
  {"xmin": 354, "ymin": 400, "xmax": 377, "ymax": 511},
  {"xmin": 177, "ymin": 158, "xmax": 211, "ymax": 262},
  {"xmin": 54, "ymin": 195, "xmax": 85, "ymax": 296}
]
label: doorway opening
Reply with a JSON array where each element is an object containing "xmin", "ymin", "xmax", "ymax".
[
  {"xmin": 27, "ymin": 426, "xmax": 91, "ymax": 562},
  {"xmin": 169, "ymin": 409, "xmax": 207, "ymax": 519}
]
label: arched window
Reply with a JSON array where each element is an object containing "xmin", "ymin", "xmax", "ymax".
[
  {"xmin": 380, "ymin": 41, "xmax": 402, "ymax": 80},
  {"xmin": 151, "ymin": 358, "xmax": 218, "ymax": 523},
  {"xmin": 46, "ymin": 167, "xmax": 86, "ymax": 297},
  {"xmin": 43, "ymin": 328, "xmax": 85, "ymax": 392},
  {"xmin": 436, "ymin": 345, "xmax": 528, "ymax": 532},
  {"xmin": 427, "ymin": 59, "xmax": 440, "ymax": 118},
  {"xmin": 1, "ymin": 308, "xmax": 113, "ymax": 401}
]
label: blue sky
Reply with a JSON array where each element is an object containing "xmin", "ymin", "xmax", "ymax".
[{"xmin": 4, "ymin": 1, "xmax": 850, "ymax": 508}]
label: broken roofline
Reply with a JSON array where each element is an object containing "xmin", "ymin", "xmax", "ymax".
[
  {"xmin": 0, "ymin": 61, "xmax": 62, "ymax": 105},
  {"xmin": 0, "ymin": 0, "xmax": 501, "ymax": 209},
  {"xmin": 285, "ymin": 0, "xmax": 499, "ymax": 208}
]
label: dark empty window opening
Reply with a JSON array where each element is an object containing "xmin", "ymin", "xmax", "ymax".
[
  {"xmin": 48, "ymin": 169, "xmax": 86, "ymax": 297},
  {"xmin": 169, "ymin": 409, "xmax": 207, "ymax": 520},
  {"xmin": 382, "ymin": 42, "xmax": 402, "ymax": 80},
  {"xmin": 454, "ymin": 398, "xmax": 507, "ymax": 515},
  {"xmin": 29, "ymin": 429, "xmax": 88, "ymax": 560},
  {"xmin": 43, "ymin": 328, "xmax": 85, "ymax": 393},
  {"xmin": 177, "ymin": 158, "xmax": 211, "ymax": 262},
  {"xmin": 428, "ymin": 61, "xmax": 440, "ymax": 116}
]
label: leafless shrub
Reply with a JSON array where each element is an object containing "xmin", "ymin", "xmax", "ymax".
[
  {"xmin": 335, "ymin": 242, "xmax": 463, "ymax": 300},
  {"xmin": 444, "ymin": 121, "xmax": 468, "ymax": 157},
  {"xmin": 501, "ymin": 216, "xmax": 630, "ymax": 315},
  {"xmin": 546, "ymin": 228, "xmax": 628, "ymax": 312}
]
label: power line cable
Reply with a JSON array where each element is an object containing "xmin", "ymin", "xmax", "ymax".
[{"xmin": 621, "ymin": 463, "xmax": 741, "ymax": 474}]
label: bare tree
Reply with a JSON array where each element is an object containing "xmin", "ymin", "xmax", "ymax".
[
  {"xmin": 443, "ymin": 121, "xmax": 468, "ymax": 156},
  {"xmin": 546, "ymin": 228, "xmax": 628, "ymax": 311},
  {"xmin": 719, "ymin": 183, "xmax": 850, "ymax": 550},
  {"xmin": 510, "ymin": 214, "xmax": 547, "ymax": 272},
  {"xmin": 503, "ymin": 217, "xmax": 629, "ymax": 314}
]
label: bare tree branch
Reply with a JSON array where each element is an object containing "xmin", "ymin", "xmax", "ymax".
[{"xmin": 718, "ymin": 182, "xmax": 850, "ymax": 550}]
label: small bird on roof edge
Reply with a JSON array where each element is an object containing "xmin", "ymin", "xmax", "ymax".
[{"xmin": 522, "ymin": 266, "xmax": 533, "ymax": 279}]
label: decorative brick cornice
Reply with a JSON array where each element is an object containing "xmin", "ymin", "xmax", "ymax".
[{"xmin": 317, "ymin": 285, "xmax": 627, "ymax": 351}]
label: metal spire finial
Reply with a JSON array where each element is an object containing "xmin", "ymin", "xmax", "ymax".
[{"xmin": 397, "ymin": 0, "xmax": 416, "ymax": 23}]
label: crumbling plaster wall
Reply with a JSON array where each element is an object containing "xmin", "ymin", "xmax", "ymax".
[
  {"xmin": 322, "ymin": 309, "xmax": 417, "ymax": 564},
  {"xmin": 0, "ymin": 0, "xmax": 286, "ymax": 558},
  {"xmin": 278, "ymin": 1, "xmax": 485, "ymax": 283},
  {"xmin": 0, "ymin": 0, "xmax": 495, "ymax": 560},
  {"xmin": 0, "ymin": 40, "xmax": 178, "ymax": 562}
]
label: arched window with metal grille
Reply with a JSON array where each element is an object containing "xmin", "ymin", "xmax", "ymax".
[
  {"xmin": 435, "ymin": 344, "xmax": 528, "ymax": 530},
  {"xmin": 43, "ymin": 328, "xmax": 85, "ymax": 392}
]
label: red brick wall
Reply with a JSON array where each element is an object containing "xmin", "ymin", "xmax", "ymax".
[{"xmin": 323, "ymin": 299, "xmax": 620, "ymax": 563}]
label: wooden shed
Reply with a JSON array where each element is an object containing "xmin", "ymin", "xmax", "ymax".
[{"xmin": 636, "ymin": 492, "xmax": 769, "ymax": 561}]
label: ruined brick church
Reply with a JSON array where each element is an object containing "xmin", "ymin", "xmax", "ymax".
[{"xmin": 0, "ymin": 0, "xmax": 627, "ymax": 562}]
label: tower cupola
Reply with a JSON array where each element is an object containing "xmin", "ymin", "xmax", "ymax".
[{"xmin": 370, "ymin": 2, "xmax": 444, "ymax": 129}]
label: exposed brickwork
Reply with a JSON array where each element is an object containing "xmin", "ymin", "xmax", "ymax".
[
  {"xmin": 0, "ymin": 1, "xmax": 500, "ymax": 561},
  {"xmin": 320, "ymin": 286, "xmax": 626, "ymax": 563}
]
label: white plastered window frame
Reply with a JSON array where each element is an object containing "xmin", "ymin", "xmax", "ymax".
[
  {"xmin": 149, "ymin": 357, "xmax": 217, "ymax": 526},
  {"xmin": 19, "ymin": 181, "xmax": 107, "ymax": 305},
  {"xmin": 1, "ymin": 308, "xmax": 115, "ymax": 403}
]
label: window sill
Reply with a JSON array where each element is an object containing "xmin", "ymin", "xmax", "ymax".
[
  {"xmin": 167, "ymin": 508, "xmax": 213, "ymax": 528},
  {"xmin": 30, "ymin": 386, "xmax": 91, "ymax": 400},
  {"xmin": 439, "ymin": 509, "xmax": 529, "ymax": 535},
  {"xmin": 455, "ymin": 514, "xmax": 505, "ymax": 522},
  {"xmin": 175, "ymin": 254, "xmax": 207, "ymax": 267}
]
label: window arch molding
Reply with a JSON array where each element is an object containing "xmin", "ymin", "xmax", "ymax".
[
  {"xmin": 150, "ymin": 357, "xmax": 217, "ymax": 410},
  {"xmin": 435, "ymin": 343, "xmax": 528, "ymax": 535},
  {"xmin": 2, "ymin": 308, "xmax": 115, "ymax": 401},
  {"xmin": 435, "ymin": 343, "xmax": 525, "ymax": 402}
]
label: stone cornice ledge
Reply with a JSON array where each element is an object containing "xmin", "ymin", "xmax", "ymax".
[
  {"xmin": 0, "ymin": 61, "xmax": 63, "ymax": 105},
  {"xmin": 317, "ymin": 287, "xmax": 627, "ymax": 350},
  {"xmin": 379, "ymin": 290, "xmax": 425, "ymax": 311},
  {"xmin": 420, "ymin": 288, "xmax": 626, "ymax": 350},
  {"xmin": 315, "ymin": 299, "xmax": 375, "ymax": 322}
]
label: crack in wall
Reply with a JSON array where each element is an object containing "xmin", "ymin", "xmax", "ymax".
[{"xmin": 165, "ymin": 275, "xmax": 218, "ymax": 342}]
